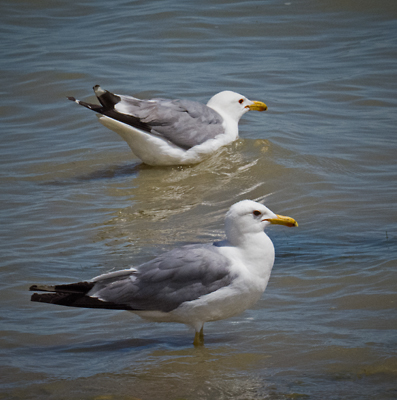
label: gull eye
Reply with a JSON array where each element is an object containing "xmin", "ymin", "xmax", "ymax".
[
  {"xmin": 253, "ymin": 210, "xmax": 261, "ymax": 216},
  {"xmin": 238, "ymin": 98, "xmax": 244, "ymax": 104}
]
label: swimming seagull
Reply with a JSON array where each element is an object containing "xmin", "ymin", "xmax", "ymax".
[
  {"xmin": 30, "ymin": 200, "xmax": 297, "ymax": 346},
  {"xmin": 67, "ymin": 86, "xmax": 267, "ymax": 166}
]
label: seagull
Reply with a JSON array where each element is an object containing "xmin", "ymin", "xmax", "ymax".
[
  {"xmin": 30, "ymin": 200, "xmax": 297, "ymax": 346},
  {"xmin": 67, "ymin": 86, "xmax": 267, "ymax": 166}
]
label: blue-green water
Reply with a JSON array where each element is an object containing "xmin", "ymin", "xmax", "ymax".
[{"xmin": 1, "ymin": 0, "xmax": 396, "ymax": 399}]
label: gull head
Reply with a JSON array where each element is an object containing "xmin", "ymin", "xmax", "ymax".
[
  {"xmin": 206, "ymin": 91, "xmax": 267, "ymax": 122},
  {"xmin": 225, "ymin": 200, "xmax": 298, "ymax": 246}
]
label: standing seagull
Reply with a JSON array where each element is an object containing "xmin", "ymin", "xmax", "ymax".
[
  {"xmin": 67, "ymin": 86, "xmax": 267, "ymax": 166},
  {"xmin": 30, "ymin": 200, "xmax": 297, "ymax": 346}
]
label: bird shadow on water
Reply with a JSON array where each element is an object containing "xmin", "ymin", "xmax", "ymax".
[
  {"xmin": 42, "ymin": 159, "xmax": 202, "ymax": 187},
  {"xmin": 52, "ymin": 331, "xmax": 238, "ymax": 355},
  {"xmin": 58, "ymin": 337, "xmax": 200, "ymax": 355},
  {"xmin": 74, "ymin": 163, "xmax": 143, "ymax": 182},
  {"xmin": 43, "ymin": 161, "xmax": 156, "ymax": 186},
  {"xmin": 60, "ymin": 337, "xmax": 165, "ymax": 353}
]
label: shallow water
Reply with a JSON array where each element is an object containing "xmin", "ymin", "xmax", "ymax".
[{"xmin": 1, "ymin": 0, "xmax": 397, "ymax": 399}]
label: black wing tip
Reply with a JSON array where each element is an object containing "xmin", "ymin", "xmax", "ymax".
[
  {"xmin": 29, "ymin": 281, "xmax": 94, "ymax": 293},
  {"xmin": 93, "ymin": 85, "xmax": 122, "ymax": 109},
  {"xmin": 30, "ymin": 291, "xmax": 81, "ymax": 306},
  {"xmin": 30, "ymin": 291, "xmax": 136, "ymax": 311},
  {"xmin": 67, "ymin": 86, "xmax": 103, "ymax": 103},
  {"xmin": 29, "ymin": 284, "xmax": 55, "ymax": 292},
  {"xmin": 93, "ymin": 85, "xmax": 105, "ymax": 96},
  {"xmin": 30, "ymin": 292, "xmax": 48, "ymax": 302}
]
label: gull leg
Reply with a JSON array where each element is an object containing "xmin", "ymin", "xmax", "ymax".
[
  {"xmin": 193, "ymin": 326, "xmax": 204, "ymax": 347},
  {"xmin": 199, "ymin": 326, "xmax": 204, "ymax": 341}
]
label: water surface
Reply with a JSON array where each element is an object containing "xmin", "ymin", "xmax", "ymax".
[{"xmin": 1, "ymin": 0, "xmax": 397, "ymax": 399}]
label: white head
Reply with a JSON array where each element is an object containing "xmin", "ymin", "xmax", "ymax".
[
  {"xmin": 225, "ymin": 200, "xmax": 298, "ymax": 246},
  {"xmin": 206, "ymin": 91, "xmax": 267, "ymax": 122}
]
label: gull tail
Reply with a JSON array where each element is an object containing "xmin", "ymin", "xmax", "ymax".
[
  {"xmin": 67, "ymin": 85, "xmax": 152, "ymax": 132},
  {"xmin": 29, "ymin": 282, "xmax": 134, "ymax": 311},
  {"xmin": 67, "ymin": 85, "xmax": 121, "ymax": 112}
]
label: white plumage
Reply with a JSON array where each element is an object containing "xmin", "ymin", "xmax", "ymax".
[
  {"xmin": 68, "ymin": 86, "xmax": 267, "ymax": 166},
  {"xmin": 30, "ymin": 200, "xmax": 297, "ymax": 346}
]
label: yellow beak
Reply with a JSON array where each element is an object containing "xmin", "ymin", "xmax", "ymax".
[
  {"xmin": 265, "ymin": 214, "xmax": 298, "ymax": 228},
  {"xmin": 246, "ymin": 101, "xmax": 268, "ymax": 111}
]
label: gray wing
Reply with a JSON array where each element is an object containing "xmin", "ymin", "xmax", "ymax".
[
  {"xmin": 90, "ymin": 244, "xmax": 235, "ymax": 312},
  {"xmin": 116, "ymin": 96, "xmax": 225, "ymax": 149},
  {"xmin": 88, "ymin": 86, "xmax": 225, "ymax": 149}
]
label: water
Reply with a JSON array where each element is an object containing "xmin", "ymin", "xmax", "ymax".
[{"xmin": 1, "ymin": 0, "xmax": 397, "ymax": 398}]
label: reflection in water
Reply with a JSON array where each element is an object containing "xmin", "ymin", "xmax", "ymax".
[{"xmin": 92, "ymin": 140, "xmax": 277, "ymax": 252}]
